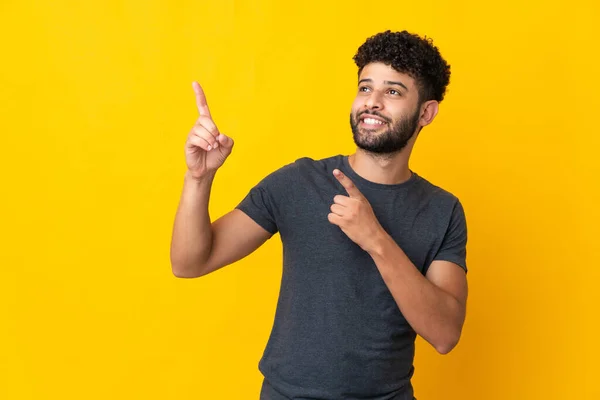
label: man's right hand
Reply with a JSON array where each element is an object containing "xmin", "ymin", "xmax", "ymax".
[{"xmin": 185, "ymin": 81, "xmax": 234, "ymax": 179}]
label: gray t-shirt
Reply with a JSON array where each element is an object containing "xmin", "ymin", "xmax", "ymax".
[{"xmin": 236, "ymin": 155, "xmax": 467, "ymax": 400}]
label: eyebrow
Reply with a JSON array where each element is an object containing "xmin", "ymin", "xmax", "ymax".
[{"xmin": 358, "ymin": 78, "xmax": 408, "ymax": 91}]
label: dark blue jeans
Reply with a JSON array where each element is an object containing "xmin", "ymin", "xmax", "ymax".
[{"xmin": 260, "ymin": 379, "xmax": 416, "ymax": 400}]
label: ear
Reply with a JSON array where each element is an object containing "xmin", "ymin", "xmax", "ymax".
[{"xmin": 418, "ymin": 100, "xmax": 439, "ymax": 128}]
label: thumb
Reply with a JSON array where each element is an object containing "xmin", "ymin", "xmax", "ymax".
[{"xmin": 217, "ymin": 133, "xmax": 234, "ymax": 149}]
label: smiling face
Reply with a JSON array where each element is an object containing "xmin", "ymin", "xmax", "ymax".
[{"xmin": 350, "ymin": 62, "xmax": 423, "ymax": 155}]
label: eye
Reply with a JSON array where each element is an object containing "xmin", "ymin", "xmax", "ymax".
[
  {"xmin": 358, "ymin": 86, "xmax": 371, "ymax": 93},
  {"xmin": 388, "ymin": 89, "xmax": 401, "ymax": 96}
]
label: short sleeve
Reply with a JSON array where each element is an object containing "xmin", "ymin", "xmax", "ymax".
[
  {"xmin": 235, "ymin": 163, "xmax": 295, "ymax": 235},
  {"xmin": 432, "ymin": 200, "xmax": 468, "ymax": 272}
]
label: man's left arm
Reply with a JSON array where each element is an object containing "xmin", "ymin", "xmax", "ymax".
[
  {"xmin": 368, "ymin": 238, "xmax": 467, "ymax": 354},
  {"xmin": 328, "ymin": 169, "xmax": 467, "ymax": 354}
]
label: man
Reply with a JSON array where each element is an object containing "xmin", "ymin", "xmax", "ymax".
[{"xmin": 170, "ymin": 30, "xmax": 468, "ymax": 400}]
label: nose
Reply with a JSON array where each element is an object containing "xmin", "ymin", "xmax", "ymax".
[{"xmin": 364, "ymin": 91, "xmax": 383, "ymax": 110}]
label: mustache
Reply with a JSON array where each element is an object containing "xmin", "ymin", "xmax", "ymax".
[{"xmin": 357, "ymin": 110, "xmax": 391, "ymax": 123}]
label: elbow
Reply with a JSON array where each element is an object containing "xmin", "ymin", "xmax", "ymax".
[
  {"xmin": 434, "ymin": 333, "xmax": 461, "ymax": 355},
  {"xmin": 435, "ymin": 343, "xmax": 455, "ymax": 355},
  {"xmin": 170, "ymin": 241, "xmax": 205, "ymax": 278},
  {"xmin": 170, "ymin": 259, "xmax": 206, "ymax": 279},
  {"xmin": 171, "ymin": 268, "xmax": 203, "ymax": 279}
]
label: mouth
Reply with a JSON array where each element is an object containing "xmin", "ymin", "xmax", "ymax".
[{"xmin": 359, "ymin": 114, "xmax": 388, "ymax": 129}]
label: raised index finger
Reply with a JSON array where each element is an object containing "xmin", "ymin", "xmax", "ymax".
[
  {"xmin": 333, "ymin": 169, "xmax": 363, "ymax": 199},
  {"xmin": 192, "ymin": 81, "xmax": 212, "ymax": 118}
]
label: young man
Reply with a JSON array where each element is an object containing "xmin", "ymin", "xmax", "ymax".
[{"xmin": 171, "ymin": 30, "xmax": 468, "ymax": 400}]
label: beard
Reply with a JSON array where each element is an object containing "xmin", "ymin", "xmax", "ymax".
[{"xmin": 350, "ymin": 108, "xmax": 420, "ymax": 155}]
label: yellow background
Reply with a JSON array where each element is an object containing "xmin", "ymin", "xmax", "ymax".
[{"xmin": 1, "ymin": 0, "xmax": 598, "ymax": 399}]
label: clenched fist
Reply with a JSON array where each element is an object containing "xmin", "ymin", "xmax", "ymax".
[{"xmin": 185, "ymin": 82, "xmax": 234, "ymax": 179}]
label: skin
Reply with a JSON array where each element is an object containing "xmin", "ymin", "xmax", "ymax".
[{"xmin": 171, "ymin": 63, "xmax": 468, "ymax": 354}]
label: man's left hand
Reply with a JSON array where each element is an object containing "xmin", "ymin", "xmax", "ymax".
[{"xmin": 328, "ymin": 169, "xmax": 385, "ymax": 253}]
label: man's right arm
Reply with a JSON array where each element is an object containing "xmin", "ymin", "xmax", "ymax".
[
  {"xmin": 170, "ymin": 171, "xmax": 272, "ymax": 278},
  {"xmin": 169, "ymin": 81, "xmax": 272, "ymax": 278}
]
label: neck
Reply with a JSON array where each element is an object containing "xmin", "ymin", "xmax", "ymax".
[{"xmin": 348, "ymin": 141, "xmax": 415, "ymax": 185}]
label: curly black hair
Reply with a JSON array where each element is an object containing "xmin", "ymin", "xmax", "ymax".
[{"xmin": 353, "ymin": 30, "xmax": 451, "ymax": 103}]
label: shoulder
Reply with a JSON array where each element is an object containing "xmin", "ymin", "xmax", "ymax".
[
  {"xmin": 256, "ymin": 155, "xmax": 340, "ymax": 185},
  {"xmin": 293, "ymin": 154, "xmax": 343, "ymax": 171},
  {"xmin": 411, "ymin": 176, "xmax": 468, "ymax": 246},
  {"xmin": 412, "ymin": 174, "xmax": 463, "ymax": 212},
  {"xmin": 269, "ymin": 154, "xmax": 343, "ymax": 179}
]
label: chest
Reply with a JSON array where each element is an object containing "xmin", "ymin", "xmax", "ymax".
[{"xmin": 277, "ymin": 181, "xmax": 444, "ymax": 274}]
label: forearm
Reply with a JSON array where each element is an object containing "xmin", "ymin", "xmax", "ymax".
[
  {"xmin": 368, "ymin": 232, "xmax": 465, "ymax": 354},
  {"xmin": 170, "ymin": 171, "xmax": 216, "ymax": 277}
]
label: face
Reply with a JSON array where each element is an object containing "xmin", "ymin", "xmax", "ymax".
[{"xmin": 350, "ymin": 62, "xmax": 422, "ymax": 155}]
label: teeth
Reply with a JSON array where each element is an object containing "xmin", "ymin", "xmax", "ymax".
[{"xmin": 363, "ymin": 118, "xmax": 384, "ymax": 125}]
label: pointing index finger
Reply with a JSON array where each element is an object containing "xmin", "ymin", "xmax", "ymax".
[
  {"xmin": 192, "ymin": 81, "xmax": 212, "ymax": 118},
  {"xmin": 333, "ymin": 169, "xmax": 363, "ymax": 199}
]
